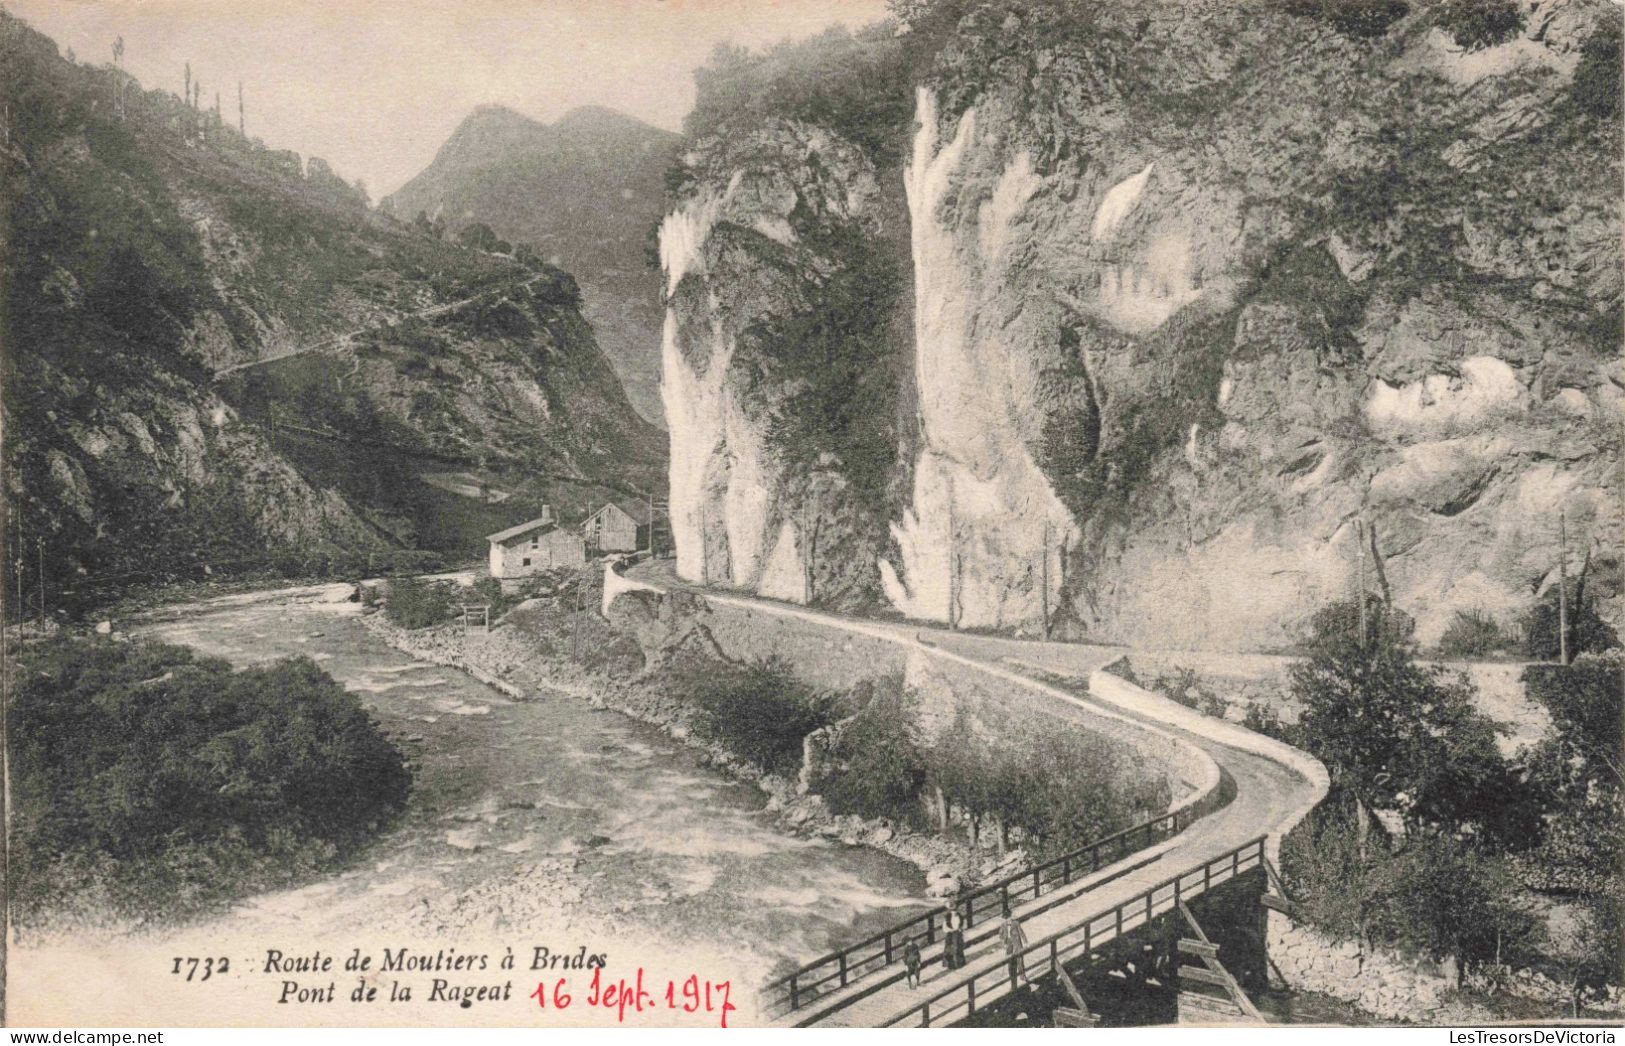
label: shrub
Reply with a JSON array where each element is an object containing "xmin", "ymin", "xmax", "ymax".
[
  {"xmin": 1436, "ymin": 607, "xmax": 1515, "ymax": 658},
  {"xmin": 1284, "ymin": 810, "xmax": 1538, "ymax": 979},
  {"xmin": 1371, "ymin": 834, "xmax": 1539, "ymax": 978},
  {"xmin": 8, "ymin": 638, "xmax": 410, "ymax": 926},
  {"xmin": 670, "ymin": 656, "xmax": 837, "ymax": 774},
  {"xmin": 819, "ymin": 678, "xmax": 927, "ymax": 822},
  {"xmin": 1571, "ymin": 19, "xmax": 1622, "ymax": 119},
  {"xmin": 1275, "ymin": 0, "xmax": 1411, "ymax": 38},
  {"xmin": 1241, "ymin": 701, "xmax": 1292, "ymax": 742},
  {"xmin": 1149, "ymin": 665, "xmax": 1228, "ymax": 718},
  {"xmin": 1432, "ymin": 0, "xmax": 1523, "ymax": 51},
  {"xmin": 1520, "ymin": 582, "xmax": 1620, "ymax": 662},
  {"xmin": 383, "ymin": 575, "xmax": 453, "ymax": 629}
]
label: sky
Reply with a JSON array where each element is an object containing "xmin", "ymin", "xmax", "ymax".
[{"xmin": 8, "ymin": 0, "xmax": 892, "ymax": 197}]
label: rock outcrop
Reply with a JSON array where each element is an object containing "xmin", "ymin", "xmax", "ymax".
[{"xmin": 658, "ymin": 0, "xmax": 1621, "ymax": 648}]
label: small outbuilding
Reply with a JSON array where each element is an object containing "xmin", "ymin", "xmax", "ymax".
[
  {"xmin": 581, "ymin": 502, "xmax": 641, "ymax": 554},
  {"xmin": 486, "ymin": 512, "xmax": 585, "ymax": 579}
]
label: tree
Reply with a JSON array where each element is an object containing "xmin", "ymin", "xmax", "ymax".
[
  {"xmin": 457, "ymin": 221, "xmax": 499, "ymax": 252},
  {"xmin": 819, "ymin": 680, "xmax": 926, "ymax": 822},
  {"xmin": 1291, "ymin": 595, "xmax": 1532, "ymax": 843},
  {"xmin": 1371, "ymin": 833, "xmax": 1536, "ymax": 981},
  {"xmin": 1523, "ymin": 578, "xmax": 1619, "ymax": 663}
]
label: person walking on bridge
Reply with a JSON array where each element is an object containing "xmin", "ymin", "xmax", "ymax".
[{"xmin": 998, "ymin": 905, "xmax": 1029, "ymax": 989}]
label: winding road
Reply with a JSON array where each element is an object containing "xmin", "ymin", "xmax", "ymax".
[
  {"xmin": 212, "ymin": 271, "xmax": 543, "ymax": 378},
  {"xmin": 618, "ymin": 559, "xmax": 1330, "ymax": 1027}
]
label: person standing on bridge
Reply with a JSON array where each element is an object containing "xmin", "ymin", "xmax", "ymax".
[
  {"xmin": 942, "ymin": 893, "xmax": 967, "ymax": 971},
  {"xmin": 998, "ymin": 905, "xmax": 1029, "ymax": 989}
]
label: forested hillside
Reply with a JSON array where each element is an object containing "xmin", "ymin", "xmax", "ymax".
[{"xmin": 0, "ymin": 10, "xmax": 662, "ymax": 611}]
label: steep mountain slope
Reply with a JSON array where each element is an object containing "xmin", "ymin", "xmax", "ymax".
[
  {"xmin": 385, "ymin": 104, "xmax": 678, "ymax": 425},
  {"xmin": 0, "ymin": 10, "xmax": 663, "ymax": 608},
  {"xmin": 659, "ymin": 1, "xmax": 1621, "ymax": 649}
]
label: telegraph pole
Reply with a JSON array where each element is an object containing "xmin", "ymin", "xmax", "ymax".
[
  {"xmin": 1355, "ymin": 518, "xmax": 1368, "ymax": 647},
  {"xmin": 1040, "ymin": 521, "xmax": 1051, "ymax": 641},
  {"xmin": 1558, "ymin": 509, "xmax": 1569, "ymax": 666}
]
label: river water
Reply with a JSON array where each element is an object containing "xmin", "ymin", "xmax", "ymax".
[{"xmin": 10, "ymin": 583, "xmax": 930, "ymax": 1028}]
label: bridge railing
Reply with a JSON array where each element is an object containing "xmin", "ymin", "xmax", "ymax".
[
  {"xmin": 878, "ymin": 835, "xmax": 1268, "ymax": 1028},
  {"xmin": 762, "ymin": 805, "xmax": 1198, "ymax": 1020}
]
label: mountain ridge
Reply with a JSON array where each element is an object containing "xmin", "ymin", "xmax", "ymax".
[{"xmin": 386, "ymin": 103, "xmax": 678, "ymax": 425}]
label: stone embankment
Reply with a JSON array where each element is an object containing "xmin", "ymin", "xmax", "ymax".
[{"xmin": 1269, "ymin": 918, "xmax": 1623, "ymax": 1023}]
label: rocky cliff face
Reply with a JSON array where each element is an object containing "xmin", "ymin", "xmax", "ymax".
[{"xmin": 661, "ymin": 0, "xmax": 1621, "ymax": 649}]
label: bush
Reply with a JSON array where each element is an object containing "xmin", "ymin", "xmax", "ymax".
[
  {"xmin": 1521, "ymin": 582, "xmax": 1620, "ymax": 662},
  {"xmin": 670, "ymin": 656, "xmax": 838, "ymax": 774},
  {"xmin": 1372, "ymin": 834, "xmax": 1539, "ymax": 977},
  {"xmin": 1571, "ymin": 19, "xmax": 1622, "ymax": 119},
  {"xmin": 819, "ymin": 678, "xmax": 927, "ymax": 822},
  {"xmin": 1148, "ymin": 664, "xmax": 1228, "ymax": 718},
  {"xmin": 1242, "ymin": 701, "xmax": 1299, "ymax": 745},
  {"xmin": 383, "ymin": 575, "xmax": 453, "ymax": 629},
  {"xmin": 1275, "ymin": 0, "xmax": 1411, "ymax": 38},
  {"xmin": 1432, "ymin": 0, "xmax": 1523, "ymax": 51},
  {"xmin": 1436, "ymin": 607, "xmax": 1515, "ymax": 658},
  {"xmin": 8, "ymin": 638, "xmax": 410, "ymax": 926},
  {"xmin": 1284, "ymin": 809, "xmax": 1538, "ymax": 979}
]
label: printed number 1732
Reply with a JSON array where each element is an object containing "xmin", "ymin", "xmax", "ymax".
[{"xmin": 170, "ymin": 956, "xmax": 230, "ymax": 981}]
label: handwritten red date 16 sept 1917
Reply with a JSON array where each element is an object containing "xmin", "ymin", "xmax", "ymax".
[{"xmin": 531, "ymin": 967, "xmax": 735, "ymax": 1028}]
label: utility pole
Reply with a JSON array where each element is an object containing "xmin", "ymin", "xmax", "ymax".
[
  {"xmin": 572, "ymin": 569, "xmax": 584, "ymax": 663},
  {"xmin": 1355, "ymin": 518, "xmax": 1367, "ymax": 647},
  {"xmin": 111, "ymin": 36, "xmax": 125, "ymax": 119},
  {"xmin": 1040, "ymin": 521, "xmax": 1051, "ymax": 641},
  {"xmin": 950, "ymin": 478, "xmax": 959, "ymax": 629},
  {"xmin": 1558, "ymin": 509, "xmax": 1569, "ymax": 666}
]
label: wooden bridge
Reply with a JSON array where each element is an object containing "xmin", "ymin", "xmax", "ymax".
[{"xmin": 617, "ymin": 560, "xmax": 1330, "ymax": 1028}]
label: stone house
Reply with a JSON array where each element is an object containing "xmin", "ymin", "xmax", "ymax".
[{"xmin": 486, "ymin": 511, "xmax": 584, "ymax": 579}]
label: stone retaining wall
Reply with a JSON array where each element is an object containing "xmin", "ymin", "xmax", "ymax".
[{"xmin": 606, "ymin": 583, "xmax": 1224, "ymax": 827}]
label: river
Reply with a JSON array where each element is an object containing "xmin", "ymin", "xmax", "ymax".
[{"xmin": 9, "ymin": 583, "xmax": 930, "ymax": 1028}]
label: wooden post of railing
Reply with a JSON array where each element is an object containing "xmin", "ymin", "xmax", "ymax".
[
  {"xmin": 839, "ymin": 953, "xmax": 848, "ymax": 988},
  {"xmin": 1001, "ymin": 883, "xmax": 1010, "ymax": 916},
  {"xmin": 1232, "ymin": 850, "xmax": 1240, "ymax": 876},
  {"xmin": 790, "ymin": 975, "xmax": 798, "ymax": 1011},
  {"xmin": 885, "ymin": 931, "xmax": 893, "ymax": 965},
  {"xmin": 1116, "ymin": 907, "xmax": 1123, "ymax": 938},
  {"xmin": 928, "ymin": 912, "xmax": 938, "ymax": 942},
  {"xmin": 1204, "ymin": 863, "xmax": 1211, "ymax": 894},
  {"xmin": 922, "ymin": 1001, "xmax": 930, "ymax": 1027},
  {"xmin": 1033, "ymin": 867, "xmax": 1041, "ymax": 897},
  {"xmin": 968, "ymin": 978, "xmax": 977, "ymax": 1014}
]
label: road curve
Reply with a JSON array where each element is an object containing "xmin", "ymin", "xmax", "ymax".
[{"xmin": 615, "ymin": 561, "xmax": 1329, "ymax": 1027}]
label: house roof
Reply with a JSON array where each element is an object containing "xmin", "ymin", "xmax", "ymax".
[
  {"xmin": 584, "ymin": 502, "xmax": 639, "ymax": 526},
  {"xmin": 486, "ymin": 516, "xmax": 556, "ymax": 544}
]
